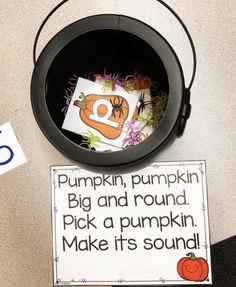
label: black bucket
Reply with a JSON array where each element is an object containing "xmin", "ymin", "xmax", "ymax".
[{"xmin": 31, "ymin": 0, "xmax": 195, "ymax": 168}]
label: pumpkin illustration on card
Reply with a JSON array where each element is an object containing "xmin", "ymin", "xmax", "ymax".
[
  {"xmin": 73, "ymin": 94, "xmax": 129, "ymax": 139},
  {"xmin": 177, "ymin": 252, "xmax": 209, "ymax": 282},
  {"xmin": 62, "ymin": 77, "xmax": 139, "ymax": 148}
]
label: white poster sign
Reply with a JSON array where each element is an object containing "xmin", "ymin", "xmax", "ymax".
[{"xmin": 51, "ymin": 161, "xmax": 212, "ymax": 285}]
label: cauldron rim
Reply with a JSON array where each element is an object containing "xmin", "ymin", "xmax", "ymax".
[{"xmin": 31, "ymin": 14, "xmax": 185, "ymax": 167}]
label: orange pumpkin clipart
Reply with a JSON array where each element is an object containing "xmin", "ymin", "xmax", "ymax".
[
  {"xmin": 74, "ymin": 94, "xmax": 129, "ymax": 139},
  {"xmin": 177, "ymin": 252, "xmax": 209, "ymax": 282}
]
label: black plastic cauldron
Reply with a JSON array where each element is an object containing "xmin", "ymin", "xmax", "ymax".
[{"xmin": 31, "ymin": 0, "xmax": 196, "ymax": 168}]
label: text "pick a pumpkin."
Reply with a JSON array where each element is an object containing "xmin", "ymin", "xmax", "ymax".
[{"xmin": 177, "ymin": 252, "xmax": 209, "ymax": 282}]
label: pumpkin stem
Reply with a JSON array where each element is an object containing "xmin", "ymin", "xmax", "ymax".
[
  {"xmin": 186, "ymin": 252, "xmax": 196, "ymax": 260},
  {"xmin": 73, "ymin": 100, "xmax": 86, "ymax": 110}
]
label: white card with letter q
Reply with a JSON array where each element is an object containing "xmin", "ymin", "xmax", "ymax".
[
  {"xmin": 62, "ymin": 77, "xmax": 139, "ymax": 148},
  {"xmin": 0, "ymin": 122, "xmax": 27, "ymax": 175}
]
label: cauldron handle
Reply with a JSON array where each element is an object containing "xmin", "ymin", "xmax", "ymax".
[{"xmin": 33, "ymin": 0, "xmax": 196, "ymax": 90}]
